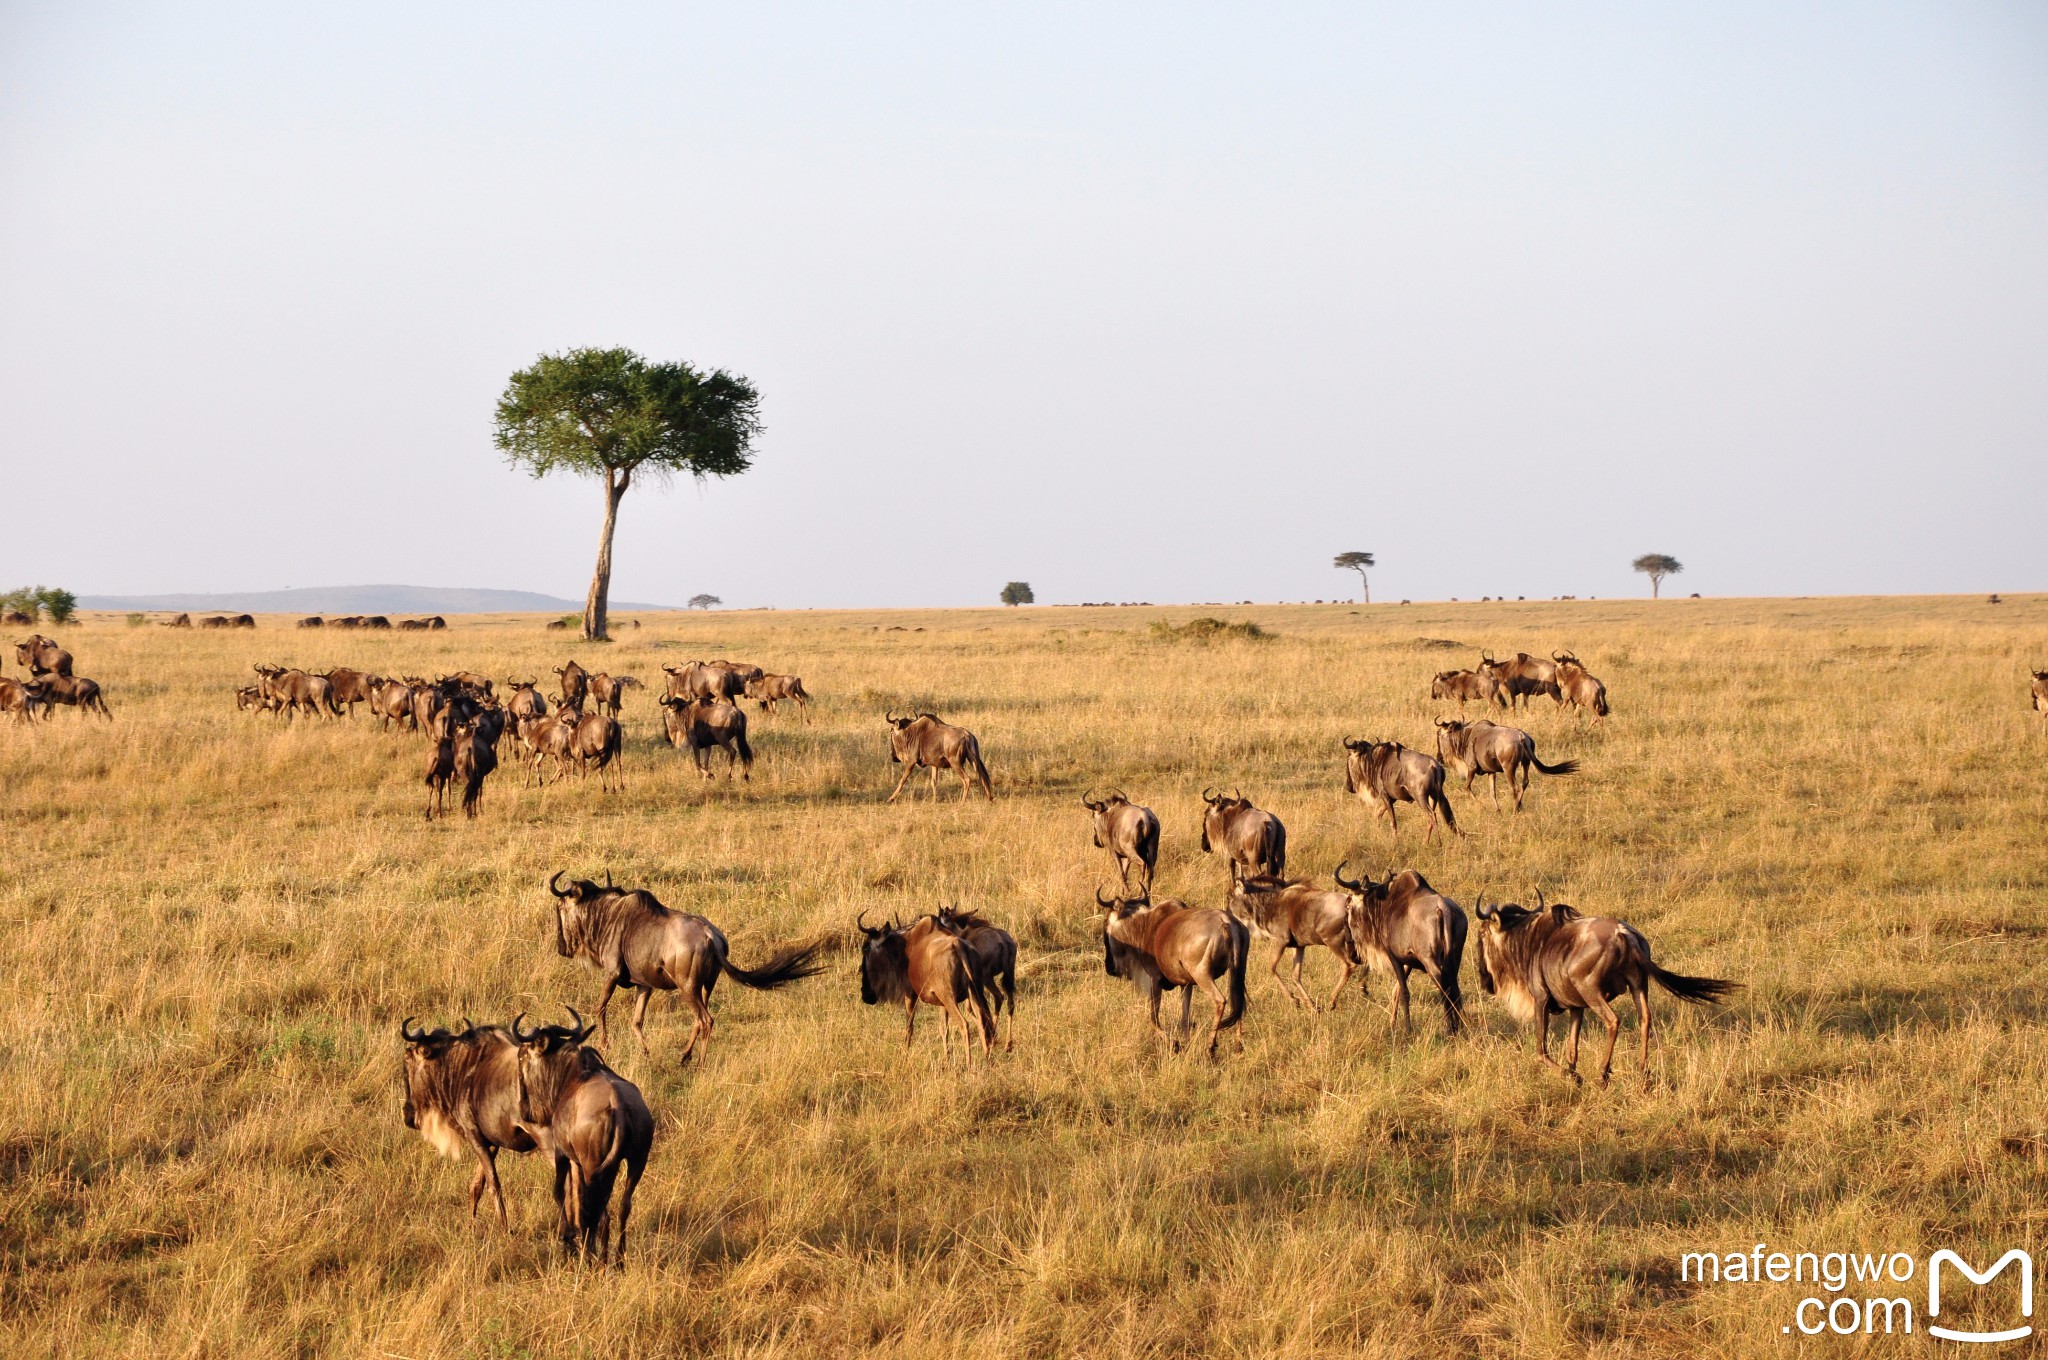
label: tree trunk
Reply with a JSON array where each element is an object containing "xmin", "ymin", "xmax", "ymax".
[
  {"xmin": 1359, "ymin": 570, "xmax": 1370, "ymax": 605},
  {"xmin": 1651, "ymin": 575, "xmax": 1661, "ymax": 599},
  {"xmin": 584, "ymin": 469, "xmax": 629, "ymax": 641}
]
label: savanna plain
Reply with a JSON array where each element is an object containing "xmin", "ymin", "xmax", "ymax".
[{"xmin": 3, "ymin": 596, "xmax": 2046, "ymax": 1359}]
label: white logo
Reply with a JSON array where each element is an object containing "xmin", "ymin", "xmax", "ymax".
[{"xmin": 1927, "ymin": 1249, "xmax": 2033, "ymax": 1344}]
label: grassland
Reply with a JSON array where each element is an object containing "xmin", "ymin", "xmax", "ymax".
[{"xmin": 3, "ymin": 595, "xmax": 2046, "ymax": 1358}]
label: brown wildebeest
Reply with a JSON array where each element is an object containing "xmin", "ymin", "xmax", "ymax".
[
  {"xmin": 548, "ymin": 872, "xmax": 823, "ymax": 1060},
  {"xmin": 856, "ymin": 912, "xmax": 997, "ymax": 1060},
  {"xmin": 15, "ymin": 635, "xmax": 72, "ymax": 677},
  {"xmin": 660, "ymin": 661, "xmax": 744, "ymax": 703},
  {"xmin": 884, "ymin": 711, "xmax": 992, "ymax": 801},
  {"xmin": 397, "ymin": 618, "xmax": 429, "ymax": 631},
  {"xmin": 297, "ymin": 616, "xmax": 323, "ymax": 628},
  {"xmin": 1227, "ymin": 874, "xmax": 1361, "ymax": 1011},
  {"xmin": 198, "ymin": 615, "xmax": 232, "ymax": 629},
  {"xmin": 453, "ymin": 719, "xmax": 497, "ymax": 819},
  {"xmin": 329, "ymin": 615, "xmax": 362, "ymax": 629},
  {"xmin": 1473, "ymin": 891, "xmax": 1740, "ymax": 1084},
  {"xmin": 1082, "ymin": 789, "xmax": 1160, "ymax": 892},
  {"xmin": 1551, "ymin": 652, "xmax": 1610, "ymax": 721},
  {"xmin": 0, "ymin": 609, "xmax": 33, "ymax": 626},
  {"xmin": 660, "ymin": 694, "xmax": 753, "ymax": 780},
  {"xmin": 1097, "ymin": 889, "xmax": 1249, "ymax": 1057},
  {"xmin": 164, "ymin": 612, "xmax": 193, "ymax": 628},
  {"xmin": 711, "ymin": 659, "xmax": 764, "ymax": 685},
  {"xmin": 568, "ymin": 711, "xmax": 624, "ymax": 790},
  {"xmin": 322, "ymin": 667, "xmax": 376, "ymax": 716},
  {"xmin": 517, "ymin": 713, "xmax": 579, "ymax": 785},
  {"xmin": 506, "ymin": 678, "xmax": 548, "ymax": 727},
  {"xmin": 231, "ymin": 613, "xmax": 255, "ymax": 629},
  {"xmin": 398, "ymin": 1018, "xmax": 540, "ymax": 1229},
  {"xmin": 368, "ymin": 677, "xmax": 416, "ymax": 731},
  {"xmin": 2035, "ymin": 669, "xmax": 2048, "ymax": 717},
  {"xmin": 234, "ymin": 683, "xmax": 279, "ymax": 716},
  {"xmin": 424, "ymin": 722, "xmax": 457, "ymax": 819},
  {"xmin": 0, "ymin": 676, "xmax": 42, "ymax": 723},
  {"xmin": 545, "ymin": 618, "xmax": 571, "ymax": 631},
  {"xmin": 1333, "ymin": 863, "xmax": 1466, "ymax": 1035},
  {"xmin": 447, "ymin": 672, "xmax": 495, "ymax": 699},
  {"xmin": 553, "ymin": 659, "xmax": 589, "ymax": 709},
  {"xmin": 1430, "ymin": 667, "xmax": 1500, "ymax": 709},
  {"xmin": 24, "ymin": 675, "xmax": 112, "ymax": 720},
  {"xmin": 1342, "ymin": 738, "xmax": 1459, "ymax": 840},
  {"xmin": 425, "ymin": 615, "xmax": 447, "ymax": 630},
  {"xmin": 588, "ymin": 672, "xmax": 641, "ymax": 717},
  {"xmin": 253, "ymin": 664, "xmax": 339, "ymax": 720},
  {"xmin": 1198, "ymin": 788, "xmax": 1286, "ymax": 883},
  {"xmin": 1482, "ymin": 651, "xmax": 1563, "ymax": 709},
  {"xmin": 744, "ymin": 673, "xmax": 811, "ymax": 722},
  {"xmin": 933, "ymin": 906, "xmax": 1018, "ymax": 1051},
  {"xmin": 509, "ymin": 1009, "xmax": 653, "ymax": 1263},
  {"xmin": 1433, "ymin": 718, "xmax": 1579, "ymax": 813}
]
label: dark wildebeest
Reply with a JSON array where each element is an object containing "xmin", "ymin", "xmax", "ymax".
[
  {"xmin": 660, "ymin": 694, "xmax": 753, "ymax": 780},
  {"xmin": 24, "ymin": 675, "xmax": 112, "ymax": 720},
  {"xmin": 546, "ymin": 618, "xmax": 571, "ymax": 631},
  {"xmin": 364, "ymin": 615, "xmax": 392, "ymax": 630},
  {"xmin": 1, "ymin": 609, "xmax": 33, "ymax": 627},
  {"xmin": 588, "ymin": 672, "xmax": 642, "ymax": 717},
  {"xmin": 1551, "ymin": 652, "xmax": 1610, "ymax": 721},
  {"xmin": 1342, "ymin": 738, "xmax": 1459, "ymax": 841},
  {"xmin": 744, "ymin": 673, "xmax": 811, "ymax": 722},
  {"xmin": 1082, "ymin": 789, "xmax": 1160, "ymax": 893},
  {"xmin": 1430, "ymin": 667, "xmax": 1500, "ymax": 709},
  {"xmin": 198, "ymin": 615, "xmax": 232, "ymax": 630},
  {"xmin": 1198, "ymin": 788, "xmax": 1286, "ymax": 883},
  {"xmin": 933, "ymin": 906, "xmax": 1018, "ymax": 1052},
  {"xmin": 548, "ymin": 872, "xmax": 823, "ymax": 1060},
  {"xmin": 1473, "ymin": 891, "xmax": 1740, "ymax": 1084},
  {"xmin": 398, "ymin": 1018, "xmax": 540, "ymax": 1229},
  {"xmin": 231, "ymin": 613, "xmax": 255, "ymax": 629},
  {"xmin": 397, "ymin": 618, "xmax": 428, "ymax": 631},
  {"xmin": 856, "ymin": 912, "xmax": 997, "ymax": 1059},
  {"xmin": 661, "ymin": 661, "xmax": 744, "ymax": 704},
  {"xmin": 1433, "ymin": 718, "xmax": 1579, "ymax": 813},
  {"xmin": 1098, "ymin": 889, "xmax": 1249, "ymax": 1057},
  {"xmin": 425, "ymin": 615, "xmax": 447, "ymax": 630},
  {"xmin": 509, "ymin": 1010, "xmax": 653, "ymax": 1264},
  {"xmin": 884, "ymin": 711, "xmax": 993, "ymax": 801},
  {"xmin": 424, "ymin": 722, "xmax": 458, "ymax": 820},
  {"xmin": 554, "ymin": 659, "xmax": 589, "ymax": 710},
  {"xmin": 0, "ymin": 676, "xmax": 42, "ymax": 724},
  {"xmin": 1479, "ymin": 651, "xmax": 1561, "ymax": 709},
  {"xmin": 568, "ymin": 711, "xmax": 625, "ymax": 790},
  {"xmin": 1227, "ymin": 874, "xmax": 1361, "ymax": 1011},
  {"xmin": 297, "ymin": 616, "xmax": 323, "ymax": 629},
  {"xmin": 15, "ymin": 635, "xmax": 72, "ymax": 677},
  {"xmin": 253, "ymin": 664, "xmax": 339, "ymax": 721},
  {"xmin": 2034, "ymin": 669, "xmax": 2048, "ymax": 718},
  {"xmin": 1333, "ymin": 863, "xmax": 1466, "ymax": 1036},
  {"xmin": 453, "ymin": 719, "xmax": 498, "ymax": 819},
  {"xmin": 322, "ymin": 667, "xmax": 376, "ymax": 717}
]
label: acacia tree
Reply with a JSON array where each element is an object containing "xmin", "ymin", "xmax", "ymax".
[
  {"xmin": 1632, "ymin": 553, "xmax": 1683, "ymax": 599},
  {"xmin": 1333, "ymin": 551, "xmax": 1375, "ymax": 604},
  {"xmin": 688, "ymin": 593, "xmax": 722, "ymax": 611},
  {"xmin": 1000, "ymin": 582, "xmax": 1034, "ymax": 606},
  {"xmin": 495, "ymin": 348, "xmax": 762, "ymax": 640}
]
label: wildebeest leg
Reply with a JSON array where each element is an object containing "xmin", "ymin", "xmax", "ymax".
[
  {"xmin": 631, "ymin": 988, "xmax": 654, "ymax": 1055},
  {"xmin": 1563, "ymin": 1008, "xmax": 1585, "ymax": 1079},
  {"xmin": 552, "ymin": 1153, "xmax": 574, "ymax": 1247},
  {"xmin": 1325, "ymin": 954, "xmax": 1353, "ymax": 1011},
  {"xmin": 1288, "ymin": 945, "xmax": 1318, "ymax": 1011},
  {"xmin": 613, "ymin": 1147, "xmax": 646, "ymax": 1268},
  {"xmin": 1636, "ymin": 982, "xmax": 1654, "ymax": 1082},
  {"xmin": 596, "ymin": 979, "xmax": 618, "ymax": 1048},
  {"xmin": 1179, "ymin": 984, "xmax": 1196, "ymax": 1053},
  {"xmin": 1490, "ymin": 771, "xmax": 1503, "ymax": 812},
  {"xmin": 928, "ymin": 765, "xmax": 940, "ymax": 799},
  {"xmin": 1144, "ymin": 982, "xmax": 1171, "ymax": 1048},
  {"xmin": 679, "ymin": 985, "xmax": 714, "ymax": 1063},
  {"xmin": 887, "ymin": 760, "xmax": 919, "ymax": 803},
  {"xmin": 1588, "ymin": 992, "xmax": 1624, "ymax": 1084},
  {"xmin": 1267, "ymin": 941, "xmax": 1304, "ymax": 1009},
  {"xmin": 479, "ymin": 1146, "xmax": 511, "ymax": 1229},
  {"xmin": 903, "ymin": 997, "xmax": 918, "ymax": 1049}
]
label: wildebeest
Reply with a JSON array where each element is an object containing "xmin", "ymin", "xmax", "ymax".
[
  {"xmin": 2035, "ymin": 669, "xmax": 2048, "ymax": 717},
  {"xmin": 1551, "ymin": 652, "xmax": 1610, "ymax": 721},
  {"xmin": 368, "ymin": 677, "xmax": 416, "ymax": 731},
  {"xmin": 856, "ymin": 912, "xmax": 997, "ymax": 1059},
  {"xmin": 1433, "ymin": 718, "xmax": 1579, "ymax": 812},
  {"xmin": 330, "ymin": 615, "xmax": 363, "ymax": 629},
  {"xmin": 197, "ymin": 615, "xmax": 232, "ymax": 630},
  {"xmin": 1430, "ymin": 667, "xmax": 1501, "ymax": 709},
  {"xmin": 1097, "ymin": 889, "xmax": 1249, "ymax": 1056},
  {"xmin": 1479, "ymin": 651, "xmax": 1561, "ymax": 709},
  {"xmin": 322, "ymin": 667, "xmax": 376, "ymax": 717},
  {"xmin": 234, "ymin": 683, "xmax": 278, "ymax": 716},
  {"xmin": 297, "ymin": 615, "xmax": 323, "ymax": 628},
  {"xmin": 398, "ymin": 1018, "xmax": 540, "ymax": 1229},
  {"xmin": 744, "ymin": 672, "xmax": 811, "ymax": 722},
  {"xmin": 660, "ymin": 661, "xmax": 744, "ymax": 703},
  {"xmin": 711, "ymin": 659, "xmax": 764, "ymax": 685},
  {"xmin": 517, "ymin": 713, "xmax": 579, "ymax": 784},
  {"xmin": 24, "ymin": 675, "xmax": 112, "ymax": 720},
  {"xmin": 932, "ymin": 906, "xmax": 1018, "ymax": 1051},
  {"xmin": 546, "ymin": 618, "xmax": 571, "ymax": 631},
  {"xmin": 1227, "ymin": 874, "xmax": 1361, "ymax": 1011},
  {"xmin": 509, "ymin": 1009, "xmax": 653, "ymax": 1263},
  {"xmin": 547, "ymin": 872, "xmax": 823, "ymax": 1060},
  {"xmin": 553, "ymin": 659, "xmax": 589, "ymax": 709},
  {"xmin": 884, "ymin": 711, "xmax": 993, "ymax": 801},
  {"xmin": 397, "ymin": 617, "xmax": 429, "ymax": 631},
  {"xmin": 506, "ymin": 678, "xmax": 548, "ymax": 727},
  {"xmin": 0, "ymin": 676, "xmax": 42, "ymax": 723},
  {"xmin": 253, "ymin": 664, "xmax": 339, "ymax": 721},
  {"xmin": 0, "ymin": 609, "xmax": 33, "ymax": 626},
  {"xmin": 1341, "ymin": 738, "xmax": 1459, "ymax": 840},
  {"xmin": 588, "ymin": 672, "xmax": 642, "ymax": 717},
  {"xmin": 1198, "ymin": 788, "xmax": 1285, "ymax": 883},
  {"xmin": 1473, "ymin": 891, "xmax": 1740, "ymax": 1084},
  {"xmin": 164, "ymin": 612, "xmax": 192, "ymax": 628},
  {"xmin": 453, "ymin": 719, "xmax": 498, "ymax": 819},
  {"xmin": 1333, "ymin": 864, "xmax": 1466, "ymax": 1035},
  {"xmin": 424, "ymin": 722, "xmax": 457, "ymax": 819},
  {"xmin": 568, "ymin": 711, "xmax": 625, "ymax": 791},
  {"xmin": 232, "ymin": 613, "xmax": 255, "ymax": 629},
  {"xmin": 660, "ymin": 694, "xmax": 753, "ymax": 780},
  {"xmin": 15, "ymin": 635, "xmax": 71, "ymax": 677},
  {"xmin": 1082, "ymin": 789, "xmax": 1160, "ymax": 892},
  {"xmin": 364, "ymin": 615, "xmax": 391, "ymax": 630},
  {"xmin": 425, "ymin": 615, "xmax": 447, "ymax": 630}
]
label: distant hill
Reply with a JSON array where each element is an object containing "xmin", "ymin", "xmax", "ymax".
[{"xmin": 77, "ymin": 585, "xmax": 685, "ymax": 614}]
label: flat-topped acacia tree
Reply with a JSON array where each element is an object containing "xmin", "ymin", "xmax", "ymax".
[{"xmin": 495, "ymin": 347, "xmax": 762, "ymax": 641}]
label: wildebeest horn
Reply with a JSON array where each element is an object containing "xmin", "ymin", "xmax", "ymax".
[
  {"xmin": 1474, "ymin": 885, "xmax": 1491, "ymax": 920},
  {"xmin": 1341, "ymin": 736, "xmax": 1362, "ymax": 750},
  {"xmin": 1107, "ymin": 788, "xmax": 1126, "ymax": 803},
  {"xmin": 1201, "ymin": 786, "xmax": 1218, "ymax": 803},
  {"xmin": 1332, "ymin": 861, "xmax": 1362, "ymax": 892},
  {"xmin": 604, "ymin": 868, "xmax": 615, "ymax": 889},
  {"xmin": 1095, "ymin": 885, "xmax": 1116, "ymax": 910},
  {"xmin": 548, "ymin": 871, "xmax": 570, "ymax": 898},
  {"xmin": 400, "ymin": 1017, "xmax": 427, "ymax": 1043},
  {"xmin": 1552, "ymin": 651, "xmax": 1565, "ymax": 663},
  {"xmin": 564, "ymin": 1006, "xmax": 588, "ymax": 1040},
  {"xmin": 1081, "ymin": 788, "xmax": 1100, "ymax": 809},
  {"xmin": 1534, "ymin": 887, "xmax": 1546, "ymax": 911},
  {"xmin": 511, "ymin": 1011, "xmax": 536, "ymax": 1041},
  {"xmin": 856, "ymin": 909, "xmax": 872, "ymax": 935},
  {"xmin": 885, "ymin": 709, "xmax": 899, "ymax": 724}
]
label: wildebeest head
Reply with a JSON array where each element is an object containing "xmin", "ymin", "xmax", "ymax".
[
  {"xmin": 546, "ymin": 869, "xmax": 619, "ymax": 958},
  {"xmin": 398, "ymin": 1016, "xmax": 476, "ymax": 1135},
  {"xmin": 1197, "ymin": 786, "xmax": 1244, "ymax": 850},
  {"xmin": 883, "ymin": 710, "xmax": 924, "ymax": 762},
  {"xmin": 1081, "ymin": 788, "xmax": 1129, "ymax": 845},
  {"xmin": 1331, "ymin": 860, "xmax": 1390, "ymax": 908},
  {"xmin": 509, "ymin": 1008, "xmax": 594, "ymax": 1125},
  {"xmin": 855, "ymin": 910, "xmax": 908, "ymax": 1004},
  {"xmin": 1094, "ymin": 885, "xmax": 1151, "ymax": 976},
  {"xmin": 1470, "ymin": 888, "xmax": 1549, "ymax": 998}
]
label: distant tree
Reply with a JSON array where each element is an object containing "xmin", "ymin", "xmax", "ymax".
[
  {"xmin": 0, "ymin": 586, "xmax": 38, "ymax": 619},
  {"xmin": 1632, "ymin": 554, "xmax": 1684, "ymax": 599},
  {"xmin": 688, "ymin": 593, "xmax": 722, "ymax": 611},
  {"xmin": 35, "ymin": 587, "xmax": 76, "ymax": 624},
  {"xmin": 495, "ymin": 348, "xmax": 762, "ymax": 641},
  {"xmin": 1000, "ymin": 582, "xmax": 1035, "ymax": 607},
  {"xmin": 1333, "ymin": 551, "xmax": 1375, "ymax": 604}
]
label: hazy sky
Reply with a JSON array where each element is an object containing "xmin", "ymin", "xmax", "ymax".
[{"xmin": 3, "ymin": 3, "xmax": 2044, "ymax": 607}]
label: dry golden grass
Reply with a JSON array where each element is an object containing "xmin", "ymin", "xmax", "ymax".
[{"xmin": 4, "ymin": 595, "xmax": 2047, "ymax": 1357}]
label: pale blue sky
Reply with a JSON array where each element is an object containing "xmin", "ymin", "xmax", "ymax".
[{"xmin": 3, "ymin": 3, "xmax": 2043, "ymax": 606}]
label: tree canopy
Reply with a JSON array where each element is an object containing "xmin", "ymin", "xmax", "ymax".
[
  {"xmin": 1333, "ymin": 551, "xmax": 1375, "ymax": 603},
  {"xmin": 1000, "ymin": 582, "xmax": 1035, "ymax": 606},
  {"xmin": 1632, "ymin": 554, "xmax": 1684, "ymax": 598},
  {"xmin": 688, "ymin": 593, "xmax": 722, "ymax": 610}
]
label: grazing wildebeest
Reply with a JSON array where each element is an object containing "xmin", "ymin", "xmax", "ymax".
[
  {"xmin": 660, "ymin": 661, "xmax": 744, "ymax": 703},
  {"xmin": 548, "ymin": 872, "xmax": 822, "ymax": 1060},
  {"xmin": 2035, "ymin": 669, "xmax": 2048, "ymax": 718},
  {"xmin": 884, "ymin": 711, "xmax": 993, "ymax": 802},
  {"xmin": 397, "ymin": 618, "xmax": 428, "ymax": 631},
  {"xmin": 932, "ymin": 906, "xmax": 1018, "ymax": 1051},
  {"xmin": 568, "ymin": 711, "xmax": 625, "ymax": 790},
  {"xmin": 1198, "ymin": 788, "xmax": 1286, "ymax": 883},
  {"xmin": 24, "ymin": 675, "xmax": 112, "ymax": 720},
  {"xmin": 856, "ymin": 912, "xmax": 997, "ymax": 1059},
  {"xmin": 1097, "ymin": 889, "xmax": 1249, "ymax": 1057},
  {"xmin": 0, "ymin": 676, "xmax": 42, "ymax": 723},
  {"xmin": 15, "ymin": 635, "xmax": 71, "ymax": 677},
  {"xmin": 398, "ymin": 1018, "xmax": 539, "ymax": 1229},
  {"xmin": 1433, "ymin": 718, "xmax": 1579, "ymax": 812},
  {"xmin": 1342, "ymin": 738, "xmax": 1459, "ymax": 840},
  {"xmin": 1479, "ymin": 651, "xmax": 1561, "ymax": 709},
  {"xmin": 322, "ymin": 667, "xmax": 376, "ymax": 717},
  {"xmin": 553, "ymin": 659, "xmax": 589, "ymax": 709},
  {"xmin": 1082, "ymin": 789, "xmax": 1160, "ymax": 892},
  {"xmin": 198, "ymin": 615, "xmax": 232, "ymax": 630},
  {"xmin": 660, "ymin": 694, "xmax": 753, "ymax": 780},
  {"xmin": 1227, "ymin": 874, "xmax": 1362, "ymax": 1011},
  {"xmin": 424, "ymin": 722, "xmax": 457, "ymax": 820},
  {"xmin": 453, "ymin": 719, "xmax": 497, "ymax": 819},
  {"xmin": 425, "ymin": 615, "xmax": 447, "ymax": 630},
  {"xmin": 330, "ymin": 615, "xmax": 363, "ymax": 629},
  {"xmin": 1429, "ymin": 667, "xmax": 1500, "ymax": 709},
  {"xmin": 253, "ymin": 664, "xmax": 339, "ymax": 721},
  {"xmin": 588, "ymin": 672, "xmax": 641, "ymax": 717},
  {"xmin": 744, "ymin": 673, "xmax": 811, "ymax": 722},
  {"xmin": 297, "ymin": 615, "xmax": 323, "ymax": 628},
  {"xmin": 1551, "ymin": 652, "xmax": 1610, "ymax": 721},
  {"xmin": 364, "ymin": 615, "xmax": 392, "ymax": 630},
  {"xmin": 164, "ymin": 612, "xmax": 193, "ymax": 628},
  {"xmin": 231, "ymin": 613, "xmax": 255, "ymax": 629},
  {"xmin": 546, "ymin": 618, "xmax": 571, "ymax": 631},
  {"xmin": 1473, "ymin": 891, "xmax": 1739, "ymax": 1084},
  {"xmin": 509, "ymin": 1010, "xmax": 653, "ymax": 1264},
  {"xmin": 1333, "ymin": 863, "xmax": 1466, "ymax": 1035}
]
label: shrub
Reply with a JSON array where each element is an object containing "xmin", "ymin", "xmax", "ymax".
[{"xmin": 1149, "ymin": 617, "xmax": 1269, "ymax": 643}]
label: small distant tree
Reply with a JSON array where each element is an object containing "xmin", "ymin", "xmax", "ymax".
[
  {"xmin": 1, "ymin": 586, "xmax": 38, "ymax": 619},
  {"xmin": 688, "ymin": 593, "xmax": 722, "ymax": 610},
  {"xmin": 1000, "ymin": 582, "xmax": 1035, "ymax": 607},
  {"xmin": 35, "ymin": 587, "xmax": 76, "ymax": 624},
  {"xmin": 1632, "ymin": 554, "xmax": 1683, "ymax": 599},
  {"xmin": 1333, "ymin": 551, "xmax": 1375, "ymax": 604}
]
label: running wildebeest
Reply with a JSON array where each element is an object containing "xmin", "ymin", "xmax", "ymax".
[
  {"xmin": 553, "ymin": 659, "xmax": 589, "ymax": 709},
  {"xmin": 1473, "ymin": 891, "xmax": 1740, "ymax": 1084},
  {"xmin": 398, "ymin": 1018, "xmax": 540, "ymax": 1229},
  {"xmin": 546, "ymin": 872, "xmax": 822, "ymax": 1060},
  {"xmin": 1342, "ymin": 738, "xmax": 1459, "ymax": 841},
  {"xmin": 1198, "ymin": 788, "xmax": 1286, "ymax": 883},
  {"xmin": 1430, "ymin": 667, "xmax": 1501, "ymax": 709},
  {"xmin": 856, "ymin": 912, "xmax": 997, "ymax": 1060},
  {"xmin": 509, "ymin": 1009, "xmax": 653, "ymax": 1264},
  {"xmin": 1228, "ymin": 873, "xmax": 1361, "ymax": 1011},
  {"xmin": 1081, "ymin": 789, "xmax": 1160, "ymax": 892},
  {"xmin": 1333, "ymin": 863, "xmax": 1466, "ymax": 1035},
  {"xmin": 1551, "ymin": 652, "xmax": 1610, "ymax": 721},
  {"xmin": 933, "ymin": 906, "xmax": 1018, "ymax": 1052},
  {"xmin": 660, "ymin": 693, "xmax": 753, "ymax": 780},
  {"xmin": 1479, "ymin": 651, "xmax": 1561, "ymax": 709},
  {"xmin": 24, "ymin": 675, "xmax": 112, "ymax": 720},
  {"xmin": 884, "ymin": 711, "xmax": 993, "ymax": 802},
  {"xmin": 14, "ymin": 635, "xmax": 71, "ymax": 677},
  {"xmin": 1097, "ymin": 888, "xmax": 1249, "ymax": 1057},
  {"xmin": 744, "ymin": 672, "xmax": 811, "ymax": 722},
  {"xmin": 1433, "ymin": 718, "xmax": 1579, "ymax": 813}
]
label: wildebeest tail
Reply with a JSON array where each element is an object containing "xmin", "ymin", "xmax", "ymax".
[
  {"xmin": 1219, "ymin": 923, "xmax": 1248, "ymax": 1033},
  {"xmin": 966, "ymin": 738, "xmax": 993, "ymax": 797},
  {"xmin": 722, "ymin": 942, "xmax": 824, "ymax": 990},
  {"xmin": 734, "ymin": 727, "xmax": 754, "ymax": 767},
  {"xmin": 1532, "ymin": 756, "xmax": 1579, "ymax": 776},
  {"xmin": 1594, "ymin": 693, "xmax": 1610, "ymax": 716},
  {"xmin": 1649, "ymin": 963, "xmax": 1740, "ymax": 1005},
  {"xmin": 1433, "ymin": 783, "xmax": 1458, "ymax": 834}
]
